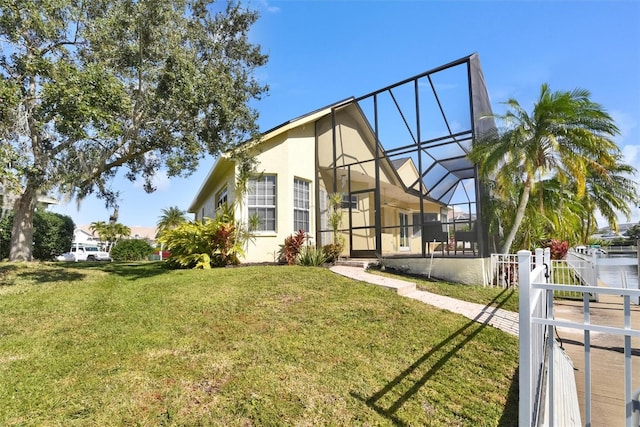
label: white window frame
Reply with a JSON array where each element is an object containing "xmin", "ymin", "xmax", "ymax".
[
  {"xmin": 399, "ymin": 212, "xmax": 410, "ymax": 249},
  {"xmin": 341, "ymin": 193, "xmax": 358, "ymax": 210},
  {"xmin": 293, "ymin": 178, "xmax": 310, "ymax": 232},
  {"xmin": 248, "ymin": 175, "xmax": 277, "ymax": 232},
  {"xmin": 216, "ymin": 186, "xmax": 228, "ymax": 209}
]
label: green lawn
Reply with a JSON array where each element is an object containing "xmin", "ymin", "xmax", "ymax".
[{"xmin": 0, "ymin": 262, "xmax": 518, "ymax": 426}]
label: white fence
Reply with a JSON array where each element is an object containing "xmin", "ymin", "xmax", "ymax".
[
  {"xmin": 489, "ymin": 251, "xmax": 598, "ymax": 296},
  {"xmin": 489, "ymin": 253, "xmax": 522, "ymax": 288},
  {"xmin": 518, "ymin": 248, "xmax": 640, "ymax": 426},
  {"xmin": 518, "ymin": 248, "xmax": 551, "ymax": 426}
]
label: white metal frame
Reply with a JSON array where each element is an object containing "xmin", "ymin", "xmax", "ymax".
[{"xmin": 519, "ymin": 248, "xmax": 640, "ymax": 426}]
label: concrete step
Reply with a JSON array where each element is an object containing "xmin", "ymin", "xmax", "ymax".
[{"xmin": 334, "ymin": 259, "xmax": 378, "ymax": 269}]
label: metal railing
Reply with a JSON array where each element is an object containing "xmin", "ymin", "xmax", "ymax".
[
  {"xmin": 554, "ymin": 251, "xmax": 599, "ymax": 300},
  {"xmin": 489, "ymin": 251, "xmax": 599, "ymax": 297},
  {"xmin": 519, "ymin": 248, "xmax": 640, "ymax": 426},
  {"xmin": 489, "ymin": 253, "xmax": 522, "ymax": 288}
]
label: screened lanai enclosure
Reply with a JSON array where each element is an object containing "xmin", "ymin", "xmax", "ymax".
[{"xmin": 315, "ymin": 53, "xmax": 497, "ymax": 261}]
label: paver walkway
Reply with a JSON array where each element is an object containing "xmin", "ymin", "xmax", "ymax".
[{"xmin": 330, "ymin": 265, "xmax": 519, "ymax": 336}]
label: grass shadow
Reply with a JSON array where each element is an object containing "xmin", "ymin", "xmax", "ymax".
[
  {"xmin": 67, "ymin": 261, "xmax": 168, "ymax": 281},
  {"xmin": 351, "ymin": 288, "xmax": 518, "ymax": 425},
  {"xmin": 498, "ymin": 367, "xmax": 519, "ymax": 427},
  {"xmin": 0, "ymin": 263, "xmax": 87, "ymax": 286}
]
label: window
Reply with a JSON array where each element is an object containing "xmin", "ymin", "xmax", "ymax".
[
  {"xmin": 399, "ymin": 212, "xmax": 409, "ymax": 248},
  {"xmin": 293, "ymin": 178, "xmax": 310, "ymax": 232},
  {"xmin": 340, "ymin": 193, "xmax": 358, "ymax": 210},
  {"xmin": 216, "ymin": 187, "xmax": 228, "ymax": 209},
  {"xmin": 248, "ymin": 175, "xmax": 276, "ymax": 231}
]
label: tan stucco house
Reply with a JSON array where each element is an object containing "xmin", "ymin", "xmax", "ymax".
[
  {"xmin": 188, "ymin": 54, "xmax": 496, "ymax": 284},
  {"xmin": 188, "ymin": 100, "xmax": 448, "ymax": 263}
]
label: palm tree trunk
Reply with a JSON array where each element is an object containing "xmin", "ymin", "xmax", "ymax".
[{"xmin": 501, "ymin": 177, "xmax": 532, "ymax": 254}]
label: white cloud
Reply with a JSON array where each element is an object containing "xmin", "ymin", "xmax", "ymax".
[
  {"xmin": 258, "ymin": 0, "xmax": 280, "ymax": 13},
  {"xmin": 610, "ymin": 110, "xmax": 638, "ymax": 141},
  {"xmin": 622, "ymin": 144, "xmax": 639, "ymax": 168},
  {"xmin": 610, "ymin": 109, "xmax": 637, "ymax": 144}
]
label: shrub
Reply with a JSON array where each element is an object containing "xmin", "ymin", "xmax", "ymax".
[
  {"xmin": 158, "ymin": 209, "xmax": 253, "ymax": 269},
  {"xmin": 322, "ymin": 243, "xmax": 343, "ymax": 263},
  {"xmin": 545, "ymin": 239, "xmax": 569, "ymax": 260},
  {"xmin": 110, "ymin": 239, "xmax": 154, "ymax": 261},
  {"xmin": 298, "ymin": 245, "xmax": 328, "ymax": 266},
  {"xmin": 0, "ymin": 214, "xmax": 12, "ymax": 260},
  {"xmin": 0, "ymin": 211, "xmax": 74, "ymax": 260},
  {"xmin": 279, "ymin": 230, "xmax": 307, "ymax": 265}
]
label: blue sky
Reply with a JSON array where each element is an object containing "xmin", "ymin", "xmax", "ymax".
[{"xmin": 51, "ymin": 0, "xmax": 640, "ymax": 228}]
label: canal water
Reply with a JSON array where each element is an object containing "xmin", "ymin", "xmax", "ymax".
[{"xmin": 597, "ymin": 254, "xmax": 639, "ymax": 288}]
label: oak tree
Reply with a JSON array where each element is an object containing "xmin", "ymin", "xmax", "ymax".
[{"xmin": 0, "ymin": 0, "xmax": 267, "ymax": 260}]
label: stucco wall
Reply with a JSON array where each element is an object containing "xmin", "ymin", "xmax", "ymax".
[
  {"xmin": 381, "ymin": 257, "xmax": 491, "ymax": 286},
  {"xmin": 242, "ymin": 123, "xmax": 317, "ymax": 262}
]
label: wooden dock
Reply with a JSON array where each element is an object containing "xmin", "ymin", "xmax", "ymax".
[{"xmin": 553, "ymin": 294, "xmax": 640, "ymax": 426}]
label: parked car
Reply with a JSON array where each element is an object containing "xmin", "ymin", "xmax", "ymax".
[{"xmin": 56, "ymin": 243, "xmax": 112, "ymax": 262}]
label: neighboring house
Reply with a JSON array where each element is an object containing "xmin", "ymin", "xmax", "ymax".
[
  {"xmin": 76, "ymin": 225, "xmax": 158, "ymax": 247},
  {"xmin": 73, "ymin": 228, "xmax": 101, "ymax": 245},
  {"xmin": 127, "ymin": 226, "xmax": 158, "ymax": 245},
  {"xmin": 0, "ymin": 179, "xmax": 57, "ymax": 219},
  {"xmin": 189, "ymin": 54, "xmax": 495, "ymax": 280}
]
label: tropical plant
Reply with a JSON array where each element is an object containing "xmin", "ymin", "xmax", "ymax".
[
  {"xmin": 1, "ymin": 0, "xmax": 267, "ymax": 261},
  {"xmin": 110, "ymin": 239, "xmax": 154, "ymax": 261},
  {"xmin": 322, "ymin": 243, "xmax": 343, "ymax": 264},
  {"xmin": 89, "ymin": 221, "xmax": 109, "ymax": 243},
  {"xmin": 279, "ymin": 230, "xmax": 307, "ymax": 265},
  {"xmin": 159, "ymin": 218, "xmax": 244, "ymax": 269},
  {"xmin": 156, "ymin": 206, "xmax": 187, "ymax": 237},
  {"xmin": 545, "ymin": 239, "xmax": 569, "ymax": 260},
  {"xmin": 89, "ymin": 221, "xmax": 131, "ymax": 252},
  {"xmin": 297, "ymin": 245, "xmax": 328, "ymax": 266},
  {"xmin": 470, "ymin": 83, "xmax": 637, "ymax": 253},
  {"xmin": 627, "ymin": 224, "xmax": 640, "ymax": 241},
  {"xmin": 327, "ymin": 192, "xmax": 346, "ymax": 261},
  {"xmin": 158, "ymin": 202, "xmax": 255, "ymax": 269},
  {"xmin": 579, "ymin": 158, "xmax": 638, "ymax": 239}
]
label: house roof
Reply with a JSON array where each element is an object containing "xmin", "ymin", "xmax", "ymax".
[
  {"xmin": 77, "ymin": 225, "xmax": 158, "ymax": 241},
  {"xmin": 188, "ymin": 97, "xmax": 354, "ymax": 212},
  {"xmin": 189, "ymin": 53, "xmax": 494, "ymax": 212},
  {"xmin": 391, "ymin": 158, "xmax": 411, "ymax": 169},
  {"xmin": 254, "ymin": 97, "xmax": 354, "ymax": 146}
]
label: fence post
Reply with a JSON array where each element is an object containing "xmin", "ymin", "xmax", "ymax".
[
  {"xmin": 592, "ymin": 249, "xmax": 600, "ymax": 302},
  {"xmin": 518, "ymin": 250, "xmax": 533, "ymax": 427},
  {"xmin": 544, "ymin": 247, "xmax": 550, "ymax": 274}
]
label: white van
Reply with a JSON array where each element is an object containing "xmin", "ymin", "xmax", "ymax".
[{"xmin": 56, "ymin": 243, "xmax": 112, "ymax": 262}]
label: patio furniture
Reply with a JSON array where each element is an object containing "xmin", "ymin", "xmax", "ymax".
[
  {"xmin": 423, "ymin": 222, "xmax": 449, "ymax": 255},
  {"xmin": 454, "ymin": 222, "xmax": 477, "ymax": 255}
]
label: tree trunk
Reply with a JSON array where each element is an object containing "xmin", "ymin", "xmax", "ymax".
[
  {"xmin": 501, "ymin": 177, "xmax": 532, "ymax": 254},
  {"xmin": 9, "ymin": 185, "xmax": 37, "ymax": 261}
]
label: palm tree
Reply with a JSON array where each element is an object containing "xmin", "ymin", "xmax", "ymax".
[
  {"xmin": 107, "ymin": 223, "xmax": 131, "ymax": 252},
  {"xmin": 470, "ymin": 83, "xmax": 629, "ymax": 254},
  {"xmin": 89, "ymin": 221, "xmax": 108, "ymax": 247},
  {"xmin": 156, "ymin": 206, "xmax": 187, "ymax": 237},
  {"xmin": 581, "ymin": 155, "xmax": 638, "ymax": 236},
  {"xmin": 89, "ymin": 220, "xmax": 131, "ymax": 252}
]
